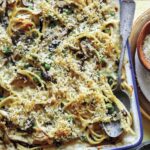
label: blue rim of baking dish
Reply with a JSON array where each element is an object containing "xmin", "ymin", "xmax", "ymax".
[
  {"xmin": 98, "ymin": 1, "xmax": 143, "ymax": 149},
  {"xmin": 112, "ymin": 1, "xmax": 143, "ymax": 149},
  {"xmin": 99, "ymin": 1, "xmax": 143, "ymax": 149},
  {"xmin": 109, "ymin": 40, "xmax": 143, "ymax": 150}
]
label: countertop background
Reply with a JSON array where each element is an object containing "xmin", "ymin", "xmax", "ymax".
[{"xmin": 134, "ymin": 0, "xmax": 150, "ymax": 142}]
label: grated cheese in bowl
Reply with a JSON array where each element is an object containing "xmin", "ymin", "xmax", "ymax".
[{"xmin": 143, "ymin": 34, "xmax": 150, "ymax": 62}]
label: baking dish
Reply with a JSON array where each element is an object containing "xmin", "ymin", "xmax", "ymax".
[{"xmin": 0, "ymin": 0, "xmax": 143, "ymax": 149}]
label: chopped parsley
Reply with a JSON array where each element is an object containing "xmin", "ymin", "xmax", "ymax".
[
  {"xmin": 104, "ymin": 28, "xmax": 111, "ymax": 34},
  {"xmin": 67, "ymin": 116, "xmax": 74, "ymax": 123},
  {"xmin": 59, "ymin": 5, "xmax": 74, "ymax": 15},
  {"xmin": 42, "ymin": 63, "xmax": 51, "ymax": 71},
  {"xmin": 108, "ymin": 76, "xmax": 114, "ymax": 85},
  {"xmin": 80, "ymin": 135, "xmax": 87, "ymax": 142},
  {"xmin": 2, "ymin": 46, "xmax": 12, "ymax": 56},
  {"xmin": 110, "ymin": 11, "xmax": 115, "ymax": 16},
  {"xmin": 50, "ymin": 21, "xmax": 57, "ymax": 28},
  {"xmin": 35, "ymin": 71, "xmax": 42, "ymax": 77},
  {"xmin": 63, "ymin": 8, "xmax": 73, "ymax": 15},
  {"xmin": 106, "ymin": 103, "xmax": 115, "ymax": 114},
  {"xmin": 33, "ymin": 77, "xmax": 40, "ymax": 85},
  {"xmin": 28, "ymin": 5, "xmax": 34, "ymax": 10},
  {"xmin": 24, "ymin": 63, "xmax": 32, "ymax": 69}
]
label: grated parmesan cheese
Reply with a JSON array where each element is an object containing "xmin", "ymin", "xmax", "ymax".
[{"xmin": 143, "ymin": 34, "xmax": 150, "ymax": 61}]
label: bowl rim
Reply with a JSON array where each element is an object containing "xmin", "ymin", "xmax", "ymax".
[{"xmin": 137, "ymin": 20, "xmax": 150, "ymax": 71}]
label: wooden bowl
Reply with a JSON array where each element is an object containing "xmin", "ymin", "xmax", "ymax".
[
  {"xmin": 137, "ymin": 21, "xmax": 150, "ymax": 71},
  {"xmin": 130, "ymin": 9, "xmax": 150, "ymax": 121}
]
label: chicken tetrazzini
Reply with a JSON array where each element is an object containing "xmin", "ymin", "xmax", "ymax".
[{"xmin": 0, "ymin": 0, "xmax": 134, "ymax": 149}]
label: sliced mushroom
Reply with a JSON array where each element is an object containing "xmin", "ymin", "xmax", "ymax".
[
  {"xmin": 0, "ymin": 85, "xmax": 10, "ymax": 98},
  {"xmin": 80, "ymin": 38, "xmax": 95, "ymax": 57},
  {"xmin": 11, "ymin": 74, "xmax": 36, "ymax": 88}
]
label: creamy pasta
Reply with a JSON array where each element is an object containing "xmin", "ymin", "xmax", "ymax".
[{"xmin": 0, "ymin": 0, "xmax": 133, "ymax": 149}]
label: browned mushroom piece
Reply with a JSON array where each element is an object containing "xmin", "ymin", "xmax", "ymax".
[
  {"xmin": 102, "ymin": 23, "xmax": 115, "ymax": 36},
  {"xmin": 11, "ymin": 74, "xmax": 36, "ymax": 88},
  {"xmin": 8, "ymin": 11, "xmax": 42, "ymax": 43},
  {"xmin": 30, "ymin": 14, "xmax": 42, "ymax": 30},
  {"xmin": 11, "ymin": 53, "xmax": 22, "ymax": 61},
  {"xmin": 80, "ymin": 40, "xmax": 89, "ymax": 57},
  {"xmin": 0, "ymin": 85, "xmax": 10, "ymax": 98},
  {"xmin": 80, "ymin": 38, "xmax": 95, "ymax": 58}
]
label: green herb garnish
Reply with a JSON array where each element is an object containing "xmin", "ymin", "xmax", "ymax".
[
  {"xmin": 2, "ymin": 47, "xmax": 12, "ymax": 56},
  {"xmin": 48, "ymin": 16, "xmax": 58, "ymax": 28},
  {"xmin": 108, "ymin": 76, "xmax": 113, "ymax": 85},
  {"xmin": 33, "ymin": 77, "xmax": 40, "ymax": 84},
  {"xmin": 110, "ymin": 11, "xmax": 115, "ymax": 16},
  {"xmin": 28, "ymin": 5, "xmax": 33, "ymax": 10},
  {"xmin": 30, "ymin": 54, "xmax": 38, "ymax": 60},
  {"xmin": 104, "ymin": 28, "xmax": 111, "ymax": 34},
  {"xmin": 24, "ymin": 63, "xmax": 32, "ymax": 69},
  {"xmin": 106, "ymin": 103, "xmax": 115, "ymax": 114},
  {"xmin": 35, "ymin": 71, "xmax": 42, "ymax": 77},
  {"xmin": 67, "ymin": 116, "xmax": 73, "ymax": 123},
  {"xmin": 43, "ymin": 63, "xmax": 51, "ymax": 71},
  {"xmin": 63, "ymin": 8, "xmax": 73, "ymax": 15},
  {"xmin": 50, "ymin": 21, "xmax": 57, "ymax": 28},
  {"xmin": 80, "ymin": 135, "xmax": 87, "ymax": 142}
]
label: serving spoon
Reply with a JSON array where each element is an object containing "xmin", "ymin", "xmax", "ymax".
[{"xmin": 103, "ymin": 0, "xmax": 135, "ymax": 138}]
